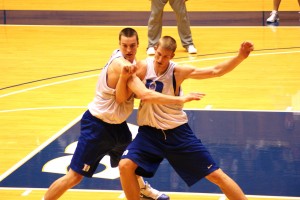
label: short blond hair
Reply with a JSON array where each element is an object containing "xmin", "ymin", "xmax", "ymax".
[{"xmin": 156, "ymin": 36, "xmax": 177, "ymax": 52}]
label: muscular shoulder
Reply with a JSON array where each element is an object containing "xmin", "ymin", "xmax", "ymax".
[
  {"xmin": 109, "ymin": 57, "xmax": 130, "ymax": 74},
  {"xmin": 174, "ymin": 64, "xmax": 195, "ymax": 83}
]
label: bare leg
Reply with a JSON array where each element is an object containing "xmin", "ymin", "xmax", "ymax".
[
  {"xmin": 266, "ymin": 0, "xmax": 281, "ymax": 22},
  {"xmin": 44, "ymin": 169, "xmax": 83, "ymax": 200},
  {"xmin": 206, "ymin": 169, "xmax": 248, "ymax": 200},
  {"xmin": 272, "ymin": 0, "xmax": 282, "ymax": 11},
  {"xmin": 119, "ymin": 158, "xmax": 140, "ymax": 200}
]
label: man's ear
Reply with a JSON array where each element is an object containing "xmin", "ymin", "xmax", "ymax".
[{"xmin": 171, "ymin": 53, "xmax": 175, "ymax": 59}]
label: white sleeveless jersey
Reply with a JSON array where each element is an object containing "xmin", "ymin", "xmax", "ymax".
[
  {"xmin": 137, "ymin": 58, "xmax": 188, "ymax": 130},
  {"xmin": 88, "ymin": 50, "xmax": 134, "ymax": 124}
]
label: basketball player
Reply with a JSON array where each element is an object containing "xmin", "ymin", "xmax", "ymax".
[
  {"xmin": 118, "ymin": 36, "xmax": 254, "ymax": 200},
  {"xmin": 43, "ymin": 28, "xmax": 202, "ymax": 200}
]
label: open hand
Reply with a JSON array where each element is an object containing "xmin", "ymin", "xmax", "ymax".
[{"xmin": 183, "ymin": 92, "xmax": 206, "ymax": 103}]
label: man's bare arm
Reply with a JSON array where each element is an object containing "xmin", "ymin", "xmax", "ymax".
[
  {"xmin": 127, "ymin": 74, "xmax": 204, "ymax": 104},
  {"xmin": 115, "ymin": 59, "xmax": 136, "ymax": 104},
  {"xmin": 177, "ymin": 41, "xmax": 254, "ymax": 81}
]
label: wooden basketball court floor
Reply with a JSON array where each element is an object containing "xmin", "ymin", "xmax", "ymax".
[{"xmin": 1, "ymin": 0, "xmax": 300, "ymax": 199}]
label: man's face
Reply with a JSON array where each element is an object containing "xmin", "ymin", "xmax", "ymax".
[
  {"xmin": 154, "ymin": 46, "xmax": 174, "ymax": 67},
  {"xmin": 119, "ymin": 35, "xmax": 138, "ymax": 63}
]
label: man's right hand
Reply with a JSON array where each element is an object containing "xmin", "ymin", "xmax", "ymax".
[
  {"xmin": 120, "ymin": 64, "xmax": 137, "ymax": 80},
  {"xmin": 182, "ymin": 92, "xmax": 205, "ymax": 103}
]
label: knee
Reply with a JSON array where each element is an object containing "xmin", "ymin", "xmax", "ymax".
[
  {"xmin": 67, "ymin": 169, "xmax": 83, "ymax": 185},
  {"xmin": 206, "ymin": 168, "xmax": 229, "ymax": 185},
  {"xmin": 72, "ymin": 173, "xmax": 83, "ymax": 185},
  {"xmin": 119, "ymin": 158, "xmax": 137, "ymax": 174}
]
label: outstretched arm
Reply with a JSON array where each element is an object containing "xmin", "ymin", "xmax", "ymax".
[
  {"xmin": 211, "ymin": 41, "xmax": 254, "ymax": 76},
  {"xmin": 177, "ymin": 41, "xmax": 254, "ymax": 81}
]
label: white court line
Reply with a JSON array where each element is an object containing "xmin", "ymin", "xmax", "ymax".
[
  {"xmin": 218, "ymin": 195, "xmax": 226, "ymax": 200},
  {"xmin": 118, "ymin": 192, "xmax": 126, "ymax": 199},
  {"xmin": 204, "ymin": 105, "xmax": 213, "ymax": 110},
  {"xmin": 0, "ymin": 74, "xmax": 99, "ymax": 98},
  {"xmin": 1, "ymin": 187, "xmax": 299, "ymax": 200},
  {"xmin": 0, "ymin": 115, "xmax": 82, "ymax": 182},
  {"xmin": 176, "ymin": 50, "xmax": 300, "ymax": 64},
  {"xmin": 286, "ymin": 107, "xmax": 293, "ymax": 111},
  {"xmin": 21, "ymin": 189, "xmax": 32, "ymax": 196},
  {"xmin": 0, "ymin": 106, "xmax": 86, "ymax": 113}
]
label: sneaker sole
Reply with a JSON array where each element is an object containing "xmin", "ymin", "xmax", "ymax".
[
  {"xmin": 140, "ymin": 194, "xmax": 170, "ymax": 200},
  {"xmin": 140, "ymin": 194, "xmax": 155, "ymax": 200}
]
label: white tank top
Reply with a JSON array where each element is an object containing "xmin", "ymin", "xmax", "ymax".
[
  {"xmin": 88, "ymin": 50, "xmax": 134, "ymax": 124},
  {"xmin": 137, "ymin": 58, "xmax": 188, "ymax": 130}
]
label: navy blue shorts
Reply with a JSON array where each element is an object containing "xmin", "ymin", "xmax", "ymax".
[
  {"xmin": 70, "ymin": 110, "xmax": 132, "ymax": 177},
  {"xmin": 121, "ymin": 123, "xmax": 219, "ymax": 186}
]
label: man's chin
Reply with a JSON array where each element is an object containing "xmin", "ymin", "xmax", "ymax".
[{"xmin": 125, "ymin": 55, "xmax": 134, "ymax": 62}]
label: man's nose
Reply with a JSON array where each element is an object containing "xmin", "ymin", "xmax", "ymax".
[{"xmin": 126, "ymin": 47, "xmax": 132, "ymax": 52}]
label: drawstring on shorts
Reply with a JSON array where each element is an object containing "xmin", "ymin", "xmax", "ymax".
[{"xmin": 161, "ymin": 130, "xmax": 167, "ymax": 140}]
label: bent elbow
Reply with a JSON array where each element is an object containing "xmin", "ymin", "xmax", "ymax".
[
  {"xmin": 139, "ymin": 91, "xmax": 153, "ymax": 102},
  {"xmin": 115, "ymin": 95, "xmax": 129, "ymax": 104}
]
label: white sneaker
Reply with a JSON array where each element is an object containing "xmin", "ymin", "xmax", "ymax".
[
  {"xmin": 146, "ymin": 47, "xmax": 155, "ymax": 55},
  {"xmin": 266, "ymin": 11, "xmax": 279, "ymax": 23},
  {"xmin": 187, "ymin": 45, "xmax": 197, "ymax": 54},
  {"xmin": 140, "ymin": 181, "xmax": 170, "ymax": 200}
]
